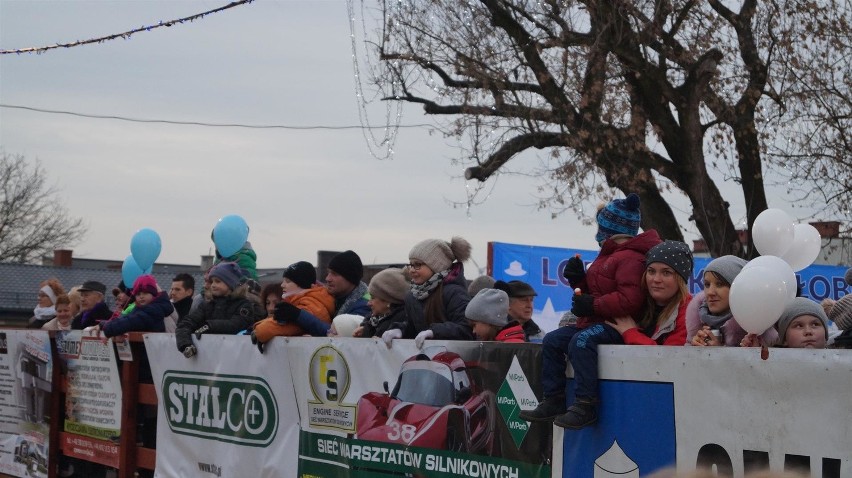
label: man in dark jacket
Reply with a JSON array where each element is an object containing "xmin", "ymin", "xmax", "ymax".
[
  {"xmin": 495, "ymin": 280, "xmax": 545, "ymax": 343},
  {"xmin": 71, "ymin": 281, "xmax": 112, "ymax": 330},
  {"xmin": 169, "ymin": 273, "xmax": 195, "ymax": 320}
]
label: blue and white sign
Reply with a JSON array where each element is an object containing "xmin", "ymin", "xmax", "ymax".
[{"xmin": 490, "ymin": 241, "xmax": 851, "ymax": 334}]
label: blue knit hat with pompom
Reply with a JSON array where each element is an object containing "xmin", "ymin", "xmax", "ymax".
[{"xmin": 595, "ymin": 193, "xmax": 641, "ymax": 243}]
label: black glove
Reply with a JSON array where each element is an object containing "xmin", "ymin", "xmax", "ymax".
[
  {"xmin": 563, "ymin": 256, "xmax": 586, "ymax": 286},
  {"xmin": 571, "ymin": 293, "xmax": 595, "ymax": 317},
  {"xmin": 194, "ymin": 324, "xmax": 210, "ymax": 339},
  {"xmin": 181, "ymin": 345, "xmax": 197, "ymax": 358},
  {"xmin": 273, "ymin": 302, "xmax": 301, "ymax": 324},
  {"xmin": 250, "ymin": 330, "xmax": 264, "ymax": 354}
]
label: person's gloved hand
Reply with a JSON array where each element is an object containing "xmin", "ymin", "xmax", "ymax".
[
  {"xmin": 250, "ymin": 330, "xmax": 265, "ymax": 353},
  {"xmin": 181, "ymin": 345, "xmax": 197, "ymax": 358},
  {"xmin": 382, "ymin": 329, "xmax": 402, "ymax": 348},
  {"xmin": 562, "ymin": 256, "xmax": 586, "ymax": 286},
  {"xmin": 273, "ymin": 302, "xmax": 301, "ymax": 324},
  {"xmin": 570, "ymin": 294, "xmax": 595, "ymax": 317},
  {"xmin": 414, "ymin": 330, "xmax": 434, "ymax": 349},
  {"xmin": 83, "ymin": 325, "xmax": 101, "ymax": 338},
  {"xmin": 194, "ymin": 324, "xmax": 209, "ymax": 340}
]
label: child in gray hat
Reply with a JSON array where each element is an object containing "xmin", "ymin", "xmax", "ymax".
[
  {"xmin": 742, "ymin": 297, "xmax": 828, "ymax": 348},
  {"xmin": 465, "ymin": 288, "xmax": 525, "ymax": 342}
]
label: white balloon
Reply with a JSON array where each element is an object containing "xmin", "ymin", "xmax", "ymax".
[
  {"xmin": 729, "ymin": 265, "xmax": 789, "ymax": 335},
  {"xmin": 743, "ymin": 255, "xmax": 797, "ymax": 300},
  {"xmin": 751, "ymin": 209, "xmax": 794, "ymax": 257},
  {"xmin": 780, "ymin": 224, "xmax": 822, "ymax": 272}
]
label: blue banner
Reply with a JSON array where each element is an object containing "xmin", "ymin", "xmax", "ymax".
[{"xmin": 489, "ymin": 241, "xmax": 850, "ymax": 334}]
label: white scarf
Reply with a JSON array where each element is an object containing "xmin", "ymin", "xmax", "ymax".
[{"xmin": 33, "ymin": 305, "xmax": 56, "ymax": 320}]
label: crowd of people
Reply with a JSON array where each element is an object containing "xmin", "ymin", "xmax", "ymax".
[{"xmin": 25, "ymin": 193, "xmax": 852, "ymax": 439}]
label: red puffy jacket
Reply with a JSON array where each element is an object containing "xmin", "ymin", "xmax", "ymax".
[{"xmin": 575, "ymin": 229, "xmax": 662, "ymax": 328}]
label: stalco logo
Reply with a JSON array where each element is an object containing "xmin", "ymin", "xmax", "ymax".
[{"xmin": 163, "ymin": 371, "xmax": 278, "ymax": 447}]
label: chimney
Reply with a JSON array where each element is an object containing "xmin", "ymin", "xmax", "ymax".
[{"xmin": 53, "ymin": 249, "xmax": 72, "ymax": 267}]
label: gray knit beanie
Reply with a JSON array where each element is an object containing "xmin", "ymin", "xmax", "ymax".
[
  {"xmin": 826, "ymin": 295, "xmax": 852, "ymax": 331},
  {"xmin": 409, "ymin": 236, "xmax": 472, "ymax": 273},
  {"xmin": 776, "ymin": 297, "xmax": 828, "ymax": 341},
  {"xmin": 208, "ymin": 261, "xmax": 244, "ymax": 291},
  {"xmin": 368, "ymin": 268, "xmax": 409, "ymax": 305},
  {"xmin": 646, "ymin": 241, "xmax": 694, "ymax": 283},
  {"xmin": 704, "ymin": 255, "xmax": 748, "ymax": 285},
  {"xmin": 465, "ymin": 288, "xmax": 509, "ymax": 327},
  {"xmin": 468, "ymin": 275, "xmax": 496, "ymax": 297}
]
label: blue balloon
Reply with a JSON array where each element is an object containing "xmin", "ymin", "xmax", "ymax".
[
  {"xmin": 122, "ymin": 255, "xmax": 145, "ymax": 288},
  {"xmin": 213, "ymin": 215, "xmax": 249, "ymax": 258},
  {"xmin": 130, "ymin": 228, "xmax": 162, "ymax": 270}
]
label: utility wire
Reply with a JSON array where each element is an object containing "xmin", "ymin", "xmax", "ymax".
[
  {"xmin": 1, "ymin": 0, "xmax": 255, "ymax": 55},
  {"xmin": 0, "ymin": 103, "xmax": 433, "ymax": 130}
]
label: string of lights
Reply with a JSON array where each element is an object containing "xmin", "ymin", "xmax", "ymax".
[
  {"xmin": 0, "ymin": 103, "xmax": 433, "ymax": 130},
  {"xmin": 0, "ymin": 0, "xmax": 254, "ymax": 55}
]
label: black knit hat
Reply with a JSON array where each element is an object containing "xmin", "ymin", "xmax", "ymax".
[
  {"xmin": 328, "ymin": 250, "xmax": 363, "ymax": 286},
  {"xmin": 283, "ymin": 261, "xmax": 317, "ymax": 290},
  {"xmin": 494, "ymin": 280, "xmax": 538, "ymax": 298},
  {"xmin": 645, "ymin": 241, "xmax": 694, "ymax": 282}
]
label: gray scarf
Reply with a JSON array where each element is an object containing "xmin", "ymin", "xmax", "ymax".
[
  {"xmin": 410, "ymin": 269, "xmax": 448, "ymax": 300},
  {"xmin": 698, "ymin": 299, "xmax": 733, "ymax": 329}
]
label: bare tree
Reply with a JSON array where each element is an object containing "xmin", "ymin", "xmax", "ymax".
[
  {"xmin": 767, "ymin": 9, "xmax": 852, "ymax": 225},
  {"xmin": 355, "ymin": 0, "xmax": 849, "ymax": 257},
  {"xmin": 0, "ymin": 152, "xmax": 87, "ymax": 263}
]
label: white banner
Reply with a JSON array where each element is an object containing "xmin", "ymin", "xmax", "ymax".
[
  {"xmin": 554, "ymin": 346, "xmax": 852, "ymax": 478},
  {"xmin": 145, "ymin": 334, "xmax": 300, "ymax": 478},
  {"xmin": 0, "ymin": 330, "xmax": 52, "ymax": 478}
]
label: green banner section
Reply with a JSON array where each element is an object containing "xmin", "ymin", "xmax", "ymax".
[
  {"xmin": 64, "ymin": 419, "xmax": 118, "ymax": 441},
  {"xmin": 297, "ymin": 430, "xmax": 550, "ymax": 478}
]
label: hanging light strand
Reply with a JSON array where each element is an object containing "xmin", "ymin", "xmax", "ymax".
[{"xmin": 1, "ymin": 0, "xmax": 255, "ymax": 55}]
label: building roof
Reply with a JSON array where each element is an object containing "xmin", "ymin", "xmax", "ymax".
[{"xmin": 0, "ymin": 262, "xmax": 205, "ymax": 313}]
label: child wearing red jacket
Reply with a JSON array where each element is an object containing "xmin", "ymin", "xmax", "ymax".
[
  {"xmin": 465, "ymin": 288, "xmax": 525, "ymax": 343},
  {"xmin": 519, "ymin": 193, "xmax": 661, "ymax": 428}
]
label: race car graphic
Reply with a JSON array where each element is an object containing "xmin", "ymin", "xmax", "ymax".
[{"xmin": 356, "ymin": 347, "xmax": 496, "ymax": 455}]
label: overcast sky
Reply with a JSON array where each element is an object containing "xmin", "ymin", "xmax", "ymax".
[{"xmin": 0, "ymin": 0, "xmax": 810, "ymax": 275}]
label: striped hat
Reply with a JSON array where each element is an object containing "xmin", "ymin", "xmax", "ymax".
[{"xmin": 595, "ymin": 193, "xmax": 641, "ymax": 244}]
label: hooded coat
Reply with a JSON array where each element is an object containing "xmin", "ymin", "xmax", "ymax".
[
  {"xmin": 573, "ymin": 229, "xmax": 662, "ymax": 328},
  {"xmin": 102, "ymin": 291, "xmax": 174, "ymax": 337},
  {"xmin": 252, "ymin": 285, "xmax": 336, "ymax": 342}
]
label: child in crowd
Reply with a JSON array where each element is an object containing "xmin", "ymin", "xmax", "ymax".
[
  {"xmin": 382, "ymin": 236, "xmax": 474, "ymax": 349},
  {"xmin": 824, "ymin": 293, "xmax": 852, "ymax": 348},
  {"xmin": 687, "ymin": 256, "xmax": 778, "ymax": 347},
  {"xmin": 42, "ymin": 294, "xmax": 74, "ymax": 331},
  {"xmin": 612, "ymin": 241, "xmax": 693, "ymax": 345},
  {"xmin": 176, "ymin": 262, "xmax": 265, "ymax": 358},
  {"xmin": 742, "ymin": 297, "xmax": 828, "ymax": 348},
  {"xmin": 260, "ymin": 283, "xmax": 283, "ymax": 318},
  {"xmin": 466, "ymin": 288, "xmax": 525, "ymax": 342},
  {"xmin": 110, "ymin": 280, "xmax": 134, "ymax": 319},
  {"xmin": 520, "ymin": 193, "xmax": 661, "ymax": 429},
  {"xmin": 251, "ymin": 261, "xmax": 334, "ymax": 351},
  {"xmin": 328, "ymin": 314, "xmax": 363, "ymax": 337},
  {"xmin": 95, "ymin": 275, "xmax": 174, "ymax": 338},
  {"xmin": 354, "ymin": 267, "xmax": 410, "ymax": 338},
  {"xmin": 29, "ymin": 278, "xmax": 65, "ymax": 328}
]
